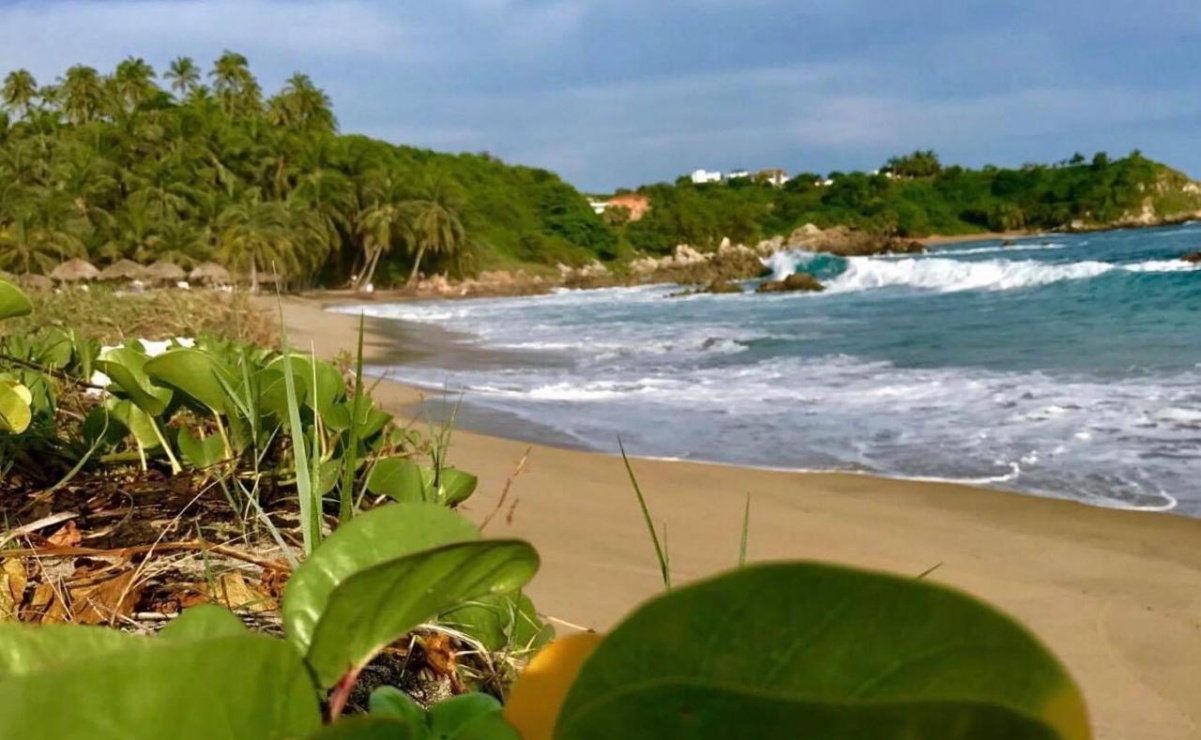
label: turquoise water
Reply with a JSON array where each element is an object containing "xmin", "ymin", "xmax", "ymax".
[{"xmin": 338, "ymin": 223, "xmax": 1201, "ymax": 515}]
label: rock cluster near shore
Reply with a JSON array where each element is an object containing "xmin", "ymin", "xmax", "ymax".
[{"xmin": 411, "ymin": 223, "xmax": 922, "ymax": 298}]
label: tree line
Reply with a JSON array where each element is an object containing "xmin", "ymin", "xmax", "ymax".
[{"xmin": 0, "ymin": 54, "xmax": 609, "ymax": 289}]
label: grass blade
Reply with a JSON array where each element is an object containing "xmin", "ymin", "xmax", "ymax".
[
  {"xmin": 618, "ymin": 439, "xmax": 670, "ymax": 591},
  {"xmin": 739, "ymin": 492, "xmax": 751, "ymax": 568}
]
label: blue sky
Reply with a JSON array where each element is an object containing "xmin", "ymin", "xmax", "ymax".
[{"xmin": 2, "ymin": 0, "xmax": 1200, "ymax": 191}]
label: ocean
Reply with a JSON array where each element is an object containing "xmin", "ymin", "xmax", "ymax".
[{"xmin": 335, "ymin": 222, "xmax": 1201, "ymax": 516}]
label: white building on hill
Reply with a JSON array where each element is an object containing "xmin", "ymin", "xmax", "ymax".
[{"xmin": 691, "ymin": 169, "xmax": 723, "ymax": 184}]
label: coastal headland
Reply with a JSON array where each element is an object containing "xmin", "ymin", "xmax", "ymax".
[{"xmin": 277, "ymin": 295, "xmax": 1201, "ymax": 740}]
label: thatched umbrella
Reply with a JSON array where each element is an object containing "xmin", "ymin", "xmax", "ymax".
[
  {"xmin": 145, "ymin": 260, "xmax": 187, "ymax": 285},
  {"xmin": 98, "ymin": 259, "xmax": 150, "ymax": 282},
  {"xmin": 17, "ymin": 274, "xmax": 53, "ymax": 292},
  {"xmin": 50, "ymin": 258, "xmax": 100, "ymax": 283},
  {"xmin": 189, "ymin": 262, "xmax": 232, "ymax": 286}
]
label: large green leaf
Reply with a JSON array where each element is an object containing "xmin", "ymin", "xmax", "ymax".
[
  {"xmin": 105, "ymin": 397, "xmax": 163, "ymax": 450},
  {"xmin": 0, "ymin": 379, "xmax": 32, "ymax": 434},
  {"xmin": 0, "ymin": 279, "xmax": 32, "ymax": 320},
  {"xmin": 556, "ymin": 563, "xmax": 1090, "ymax": 740},
  {"xmin": 0, "ymin": 623, "xmax": 144, "ymax": 678},
  {"xmin": 144, "ymin": 348, "xmax": 236, "ymax": 412},
  {"xmin": 0, "ymin": 629, "xmax": 320, "ymax": 739},
  {"xmin": 159, "ymin": 604, "xmax": 249, "ymax": 641},
  {"xmin": 304, "ymin": 540, "xmax": 539, "ymax": 689},
  {"xmin": 96, "ymin": 347, "xmax": 173, "ymax": 416},
  {"xmin": 284, "ymin": 502, "xmax": 480, "ymax": 654},
  {"xmin": 266, "ymin": 354, "xmax": 346, "ymax": 419},
  {"xmin": 366, "ymin": 458, "xmax": 432, "ymax": 503},
  {"xmin": 177, "ymin": 426, "xmax": 226, "ymax": 468}
]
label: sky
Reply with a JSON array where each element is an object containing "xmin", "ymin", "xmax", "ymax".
[{"xmin": 2, "ymin": 0, "xmax": 1201, "ymax": 192}]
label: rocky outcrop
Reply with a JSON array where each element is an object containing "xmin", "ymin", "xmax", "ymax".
[
  {"xmin": 784, "ymin": 224, "xmax": 925, "ymax": 256},
  {"xmin": 757, "ymin": 272, "xmax": 824, "ymax": 293},
  {"xmin": 1182, "ymin": 251, "xmax": 1201, "ymax": 263},
  {"xmin": 668, "ymin": 280, "xmax": 744, "ymax": 298}
]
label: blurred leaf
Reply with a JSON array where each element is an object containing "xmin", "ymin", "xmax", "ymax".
[
  {"xmin": 0, "ymin": 280, "xmax": 32, "ymax": 321},
  {"xmin": 368, "ymin": 686, "xmax": 427, "ymax": 734},
  {"xmin": 503, "ymin": 633, "xmax": 602, "ymax": 740},
  {"xmin": 105, "ymin": 398, "xmax": 162, "ymax": 450},
  {"xmin": 555, "ymin": 563, "xmax": 1090, "ymax": 740},
  {"xmin": 0, "ymin": 623, "xmax": 143, "ymax": 678},
  {"xmin": 0, "ymin": 627, "xmax": 320, "ymax": 739},
  {"xmin": 0, "ymin": 380, "xmax": 32, "ymax": 434},
  {"xmin": 306, "ymin": 716, "xmax": 423, "ymax": 739},
  {"xmin": 159, "ymin": 605, "xmax": 248, "ymax": 641},
  {"xmin": 177, "ymin": 426, "xmax": 226, "ymax": 468}
]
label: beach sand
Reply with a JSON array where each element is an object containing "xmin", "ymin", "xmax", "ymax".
[{"xmin": 277, "ymin": 295, "xmax": 1201, "ymax": 740}]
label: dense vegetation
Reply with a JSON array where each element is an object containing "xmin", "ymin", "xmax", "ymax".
[
  {"xmin": 4, "ymin": 56, "xmax": 1198, "ymax": 287},
  {"xmin": 0, "ymin": 54, "xmax": 610, "ymax": 289},
  {"xmin": 620, "ymin": 150, "xmax": 1201, "ymax": 254}
]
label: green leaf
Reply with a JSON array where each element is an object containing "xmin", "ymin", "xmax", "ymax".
[
  {"xmin": 304, "ymin": 540, "xmax": 539, "ymax": 689},
  {"xmin": 159, "ymin": 605, "xmax": 249, "ymax": 641},
  {"xmin": 96, "ymin": 347, "xmax": 173, "ymax": 416},
  {"xmin": 267, "ymin": 354, "xmax": 346, "ymax": 419},
  {"xmin": 438, "ymin": 469, "xmax": 479, "ymax": 507},
  {"xmin": 366, "ymin": 458, "xmax": 432, "ymax": 503},
  {"xmin": 0, "ymin": 380, "xmax": 32, "ymax": 434},
  {"xmin": 0, "ymin": 279, "xmax": 32, "ymax": 320},
  {"xmin": 106, "ymin": 397, "xmax": 163, "ymax": 450},
  {"xmin": 0, "ymin": 623, "xmax": 144, "ymax": 678},
  {"xmin": 177, "ymin": 426, "xmax": 226, "ymax": 468},
  {"xmin": 441, "ymin": 592, "xmax": 553, "ymax": 653},
  {"xmin": 556, "ymin": 563, "xmax": 1090, "ymax": 740},
  {"xmin": 0, "ymin": 630, "xmax": 320, "ymax": 739},
  {"xmin": 428, "ymin": 694, "xmax": 510, "ymax": 740},
  {"xmin": 144, "ymin": 348, "xmax": 236, "ymax": 412},
  {"xmin": 369, "ymin": 686, "xmax": 428, "ymax": 734},
  {"xmin": 284, "ymin": 503, "xmax": 481, "ymax": 658},
  {"xmin": 306, "ymin": 716, "xmax": 424, "ymax": 740}
]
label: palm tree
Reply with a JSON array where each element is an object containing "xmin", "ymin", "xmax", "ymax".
[
  {"xmin": 58, "ymin": 65, "xmax": 104, "ymax": 125},
  {"xmin": 164, "ymin": 57, "xmax": 201, "ymax": 98},
  {"xmin": 112, "ymin": 56, "xmax": 158, "ymax": 112},
  {"xmin": 216, "ymin": 192, "xmax": 299, "ymax": 291},
  {"xmin": 402, "ymin": 176, "xmax": 469, "ymax": 286},
  {"xmin": 210, "ymin": 51, "xmax": 262, "ymax": 118},
  {"xmin": 2, "ymin": 69, "xmax": 38, "ymax": 119},
  {"xmin": 268, "ymin": 73, "xmax": 336, "ymax": 133}
]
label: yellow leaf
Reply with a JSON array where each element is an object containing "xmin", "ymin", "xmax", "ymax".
[{"xmin": 504, "ymin": 632, "xmax": 602, "ymax": 740}]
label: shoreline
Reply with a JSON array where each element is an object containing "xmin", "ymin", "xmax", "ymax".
[{"xmin": 274, "ymin": 295, "xmax": 1201, "ymax": 740}]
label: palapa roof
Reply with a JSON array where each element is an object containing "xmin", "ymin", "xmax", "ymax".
[
  {"xmin": 145, "ymin": 260, "xmax": 187, "ymax": 282},
  {"xmin": 98, "ymin": 259, "xmax": 150, "ymax": 282},
  {"xmin": 189, "ymin": 262, "xmax": 232, "ymax": 284},
  {"xmin": 18, "ymin": 274, "xmax": 53, "ymax": 292},
  {"xmin": 50, "ymin": 258, "xmax": 100, "ymax": 282}
]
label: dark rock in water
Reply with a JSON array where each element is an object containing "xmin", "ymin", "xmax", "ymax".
[
  {"xmin": 757, "ymin": 272, "xmax": 824, "ymax": 293},
  {"xmin": 668, "ymin": 280, "xmax": 744, "ymax": 298},
  {"xmin": 1001, "ymin": 238, "xmax": 1017, "ymax": 246},
  {"xmin": 887, "ymin": 240, "xmax": 926, "ymax": 255},
  {"xmin": 1181, "ymin": 251, "xmax": 1201, "ymax": 263}
]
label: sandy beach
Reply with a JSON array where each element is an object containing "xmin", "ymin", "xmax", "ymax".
[{"xmin": 276, "ymin": 295, "xmax": 1201, "ymax": 740}]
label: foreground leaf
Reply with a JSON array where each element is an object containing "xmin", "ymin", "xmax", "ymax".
[
  {"xmin": 0, "ymin": 380, "xmax": 33, "ymax": 434},
  {"xmin": 96, "ymin": 347, "xmax": 173, "ymax": 416},
  {"xmin": 0, "ymin": 279, "xmax": 32, "ymax": 321},
  {"xmin": 555, "ymin": 563, "xmax": 1089, "ymax": 740},
  {"xmin": 0, "ymin": 628, "xmax": 320, "ymax": 739},
  {"xmin": 283, "ymin": 502, "xmax": 480, "ymax": 656},
  {"xmin": 504, "ymin": 633, "xmax": 602, "ymax": 740},
  {"xmin": 306, "ymin": 717, "xmax": 422, "ymax": 739},
  {"xmin": 304, "ymin": 539, "xmax": 539, "ymax": 689},
  {"xmin": 0, "ymin": 623, "xmax": 143, "ymax": 678},
  {"xmin": 366, "ymin": 458, "xmax": 432, "ymax": 503},
  {"xmin": 144, "ymin": 348, "xmax": 236, "ymax": 411},
  {"xmin": 159, "ymin": 604, "xmax": 249, "ymax": 641}
]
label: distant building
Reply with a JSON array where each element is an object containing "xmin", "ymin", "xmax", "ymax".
[
  {"xmin": 588, "ymin": 198, "xmax": 610, "ymax": 215},
  {"xmin": 726, "ymin": 169, "xmax": 750, "ymax": 181},
  {"xmin": 604, "ymin": 194, "xmax": 651, "ymax": 221},
  {"xmin": 756, "ymin": 168, "xmax": 789, "ymax": 187},
  {"xmin": 691, "ymin": 169, "xmax": 723, "ymax": 184}
]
